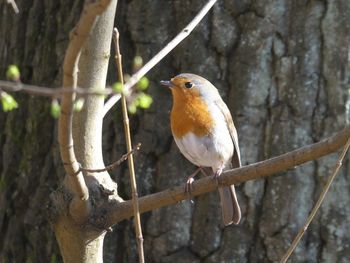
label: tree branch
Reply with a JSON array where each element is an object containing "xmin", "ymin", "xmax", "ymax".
[
  {"xmin": 104, "ymin": 126, "xmax": 350, "ymax": 226},
  {"xmin": 78, "ymin": 143, "xmax": 141, "ymax": 173},
  {"xmin": 113, "ymin": 28, "xmax": 145, "ymax": 263},
  {"xmin": 281, "ymin": 135, "xmax": 350, "ymax": 262},
  {"xmin": 59, "ymin": 0, "xmax": 113, "ymax": 222},
  {"xmin": 0, "ymin": 80, "xmax": 112, "ymax": 98},
  {"xmin": 6, "ymin": 0, "xmax": 19, "ymax": 14},
  {"xmin": 2, "ymin": 0, "xmax": 217, "ymax": 118},
  {"xmin": 102, "ymin": 0, "xmax": 218, "ymax": 117}
]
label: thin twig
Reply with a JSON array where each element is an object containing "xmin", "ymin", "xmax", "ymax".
[
  {"xmin": 6, "ymin": 0, "xmax": 19, "ymax": 14},
  {"xmin": 0, "ymin": 80, "xmax": 112, "ymax": 98},
  {"xmin": 79, "ymin": 143, "xmax": 141, "ymax": 173},
  {"xmin": 102, "ymin": 0, "xmax": 218, "ymax": 117},
  {"xmin": 280, "ymin": 136, "xmax": 350, "ymax": 263},
  {"xmin": 104, "ymin": 126, "xmax": 350, "ymax": 226},
  {"xmin": 113, "ymin": 28, "xmax": 145, "ymax": 263}
]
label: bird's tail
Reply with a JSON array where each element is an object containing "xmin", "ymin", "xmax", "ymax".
[{"xmin": 218, "ymin": 185, "xmax": 241, "ymax": 226}]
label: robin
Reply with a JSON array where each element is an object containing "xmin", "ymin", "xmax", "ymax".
[{"xmin": 160, "ymin": 73, "xmax": 241, "ymax": 226}]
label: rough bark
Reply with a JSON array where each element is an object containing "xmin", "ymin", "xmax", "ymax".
[{"xmin": 0, "ymin": 1, "xmax": 349, "ymax": 263}]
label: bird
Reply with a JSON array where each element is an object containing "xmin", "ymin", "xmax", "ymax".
[{"xmin": 160, "ymin": 73, "xmax": 241, "ymax": 226}]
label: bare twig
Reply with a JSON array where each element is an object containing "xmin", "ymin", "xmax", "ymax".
[
  {"xmin": 79, "ymin": 143, "xmax": 141, "ymax": 173},
  {"xmin": 6, "ymin": 0, "xmax": 19, "ymax": 14},
  {"xmin": 280, "ymin": 136, "xmax": 350, "ymax": 263},
  {"xmin": 113, "ymin": 28, "xmax": 145, "ymax": 263},
  {"xmin": 102, "ymin": 0, "xmax": 218, "ymax": 116},
  {"xmin": 1, "ymin": 0, "xmax": 217, "ymax": 114},
  {"xmin": 103, "ymin": 126, "xmax": 350, "ymax": 226},
  {"xmin": 0, "ymin": 80, "xmax": 112, "ymax": 98},
  {"xmin": 59, "ymin": 0, "xmax": 113, "ymax": 222}
]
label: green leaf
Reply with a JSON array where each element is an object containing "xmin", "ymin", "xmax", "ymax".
[
  {"xmin": 6, "ymin": 64, "xmax": 21, "ymax": 81},
  {"xmin": 133, "ymin": 56, "xmax": 143, "ymax": 69},
  {"xmin": 51, "ymin": 99, "xmax": 61, "ymax": 118},
  {"xmin": 137, "ymin": 76, "xmax": 149, "ymax": 91},
  {"xmin": 137, "ymin": 92, "xmax": 153, "ymax": 109},
  {"xmin": 73, "ymin": 98, "xmax": 85, "ymax": 112},
  {"xmin": 124, "ymin": 74, "xmax": 131, "ymax": 82},
  {"xmin": 112, "ymin": 82, "xmax": 123, "ymax": 93},
  {"xmin": 128, "ymin": 102, "xmax": 138, "ymax": 114},
  {"xmin": 1, "ymin": 92, "xmax": 18, "ymax": 112}
]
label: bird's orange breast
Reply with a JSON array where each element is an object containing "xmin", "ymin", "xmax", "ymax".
[{"xmin": 170, "ymin": 88, "xmax": 214, "ymax": 138}]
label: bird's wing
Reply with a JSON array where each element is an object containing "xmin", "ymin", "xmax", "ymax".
[{"xmin": 215, "ymin": 98, "xmax": 241, "ymax": 168}]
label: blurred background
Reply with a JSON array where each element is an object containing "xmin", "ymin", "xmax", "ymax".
[{"xmin": 0, "ymin": 0, "xmax": 349, "ymax": 262}]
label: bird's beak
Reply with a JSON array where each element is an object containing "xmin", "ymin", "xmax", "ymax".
[{"xmin": 160, "ymin": 80, "xmax": 174, "ymax": 88}]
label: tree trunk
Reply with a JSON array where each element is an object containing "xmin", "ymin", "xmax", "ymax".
[
  {"xmin": 1, "ymin": 0, "xmax": 349, "ymax": 262},
  {"xmin": 52, "ymin": 0, "xmax": 120, "ymax": 262}
]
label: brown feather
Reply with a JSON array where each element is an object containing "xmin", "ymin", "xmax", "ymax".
[{"xmin": 215, "ymin": 98, "xmax": 242, "ymax": 225}]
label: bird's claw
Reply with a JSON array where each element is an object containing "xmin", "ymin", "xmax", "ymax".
[
  {"xmin": 213, "ymin": 167, "xmax": 223, "ymax": 186},
  {"xmin": 185, "ymin": 178, "xmax": 194, "ymax": 193}
]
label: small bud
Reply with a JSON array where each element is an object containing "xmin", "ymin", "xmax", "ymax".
[
  {"xmin": 51, "ymin": 99, "xmax": 61, "ymax": 118},
  {"xmin": 124, "ymin": 74, "xmax": 131, "ymax": 82},
  {"xmin": 133, "ymin": 56, "xmax": 143, "ymax": 69},
  {"xmin": 1, "ymin": 92, "xmax": 18, "ymax": 112},
  {"xmin": 137, "ymin": 93, "xmax": 153, "ymax": 109},
  {"xmin": 112, "ymin": 82, "xmax": 123, "ymax": 93},
  {"xmin": 137, "ymin": 76, "xmax": 150, "ymax": 91},
  {"xmin": 6, "ymin": 64, "xmax": 21, "ymax": 82},
  {"xmin": 128, "ymin": 103, "xmax": 137, "ymax": 114},
  {"xmin": 73, "ymin": 98, "xmax": 84, "ymax": 112}
]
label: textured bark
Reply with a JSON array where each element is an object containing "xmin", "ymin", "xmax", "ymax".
[{"xmin": 1, "ymin": 1, "xmax": 349, "ymax": 263}]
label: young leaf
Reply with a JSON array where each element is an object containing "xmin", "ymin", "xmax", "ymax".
[
  {"xmin": 137, "ymin": 76, "xmax": 149, "ymax": 91},
  {"xmin": 112, "ymin": 82, "xmax": 123, "ymax": 93},
  {"xmin": 128, "ymin": 102, "xmax": 138, "ymax": 114},
  {"xmin": 73, "ymin": 98, "xmax": 85, "ymax": 112},
  {"xmin": 133, "ymin": 56, "xmax": 143, "ymax": 70},
  {"xmin": 51, "ymin": 99, "xmax": 61, "ymax": 118},
  {"xmin": 6, "ymin": 64, "xmax": 21, "ymax": 82},
  {"xmin": 137, "ymin": 93, "xmax": 153, "ymax": 109},
  {"xmin": 1, "ymin": 92, "xmax": 18, "ymax": 112}
]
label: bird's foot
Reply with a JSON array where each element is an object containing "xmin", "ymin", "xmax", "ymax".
[
  {"xmin": 184, "ymin": 167, "xmax": 202, "ymax": 194},
  {"xmin": 185, "ymin": 177, "xmax": 195, "ymax": 193},
  {"xmin": 213, "ymin": 167, "xmax": 223, "ymax": 179},
  {"xmin": 213, "ymin": 165, "xmax": 224, "ymax": 187}
]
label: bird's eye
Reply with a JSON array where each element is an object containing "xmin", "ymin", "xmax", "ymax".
[{"xmin": 184, "ymin": 82, "xmax": 193, "ymax": 89}]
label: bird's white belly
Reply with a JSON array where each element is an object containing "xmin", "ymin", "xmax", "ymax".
[{"xmin": 174, "ymin": 130, "xmax": 233, "ymax": 170}]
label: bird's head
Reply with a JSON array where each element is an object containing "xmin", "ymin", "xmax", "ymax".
[{"xmin": 160, "ymin": 73, "xmax": 218, "ymax": 102}]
